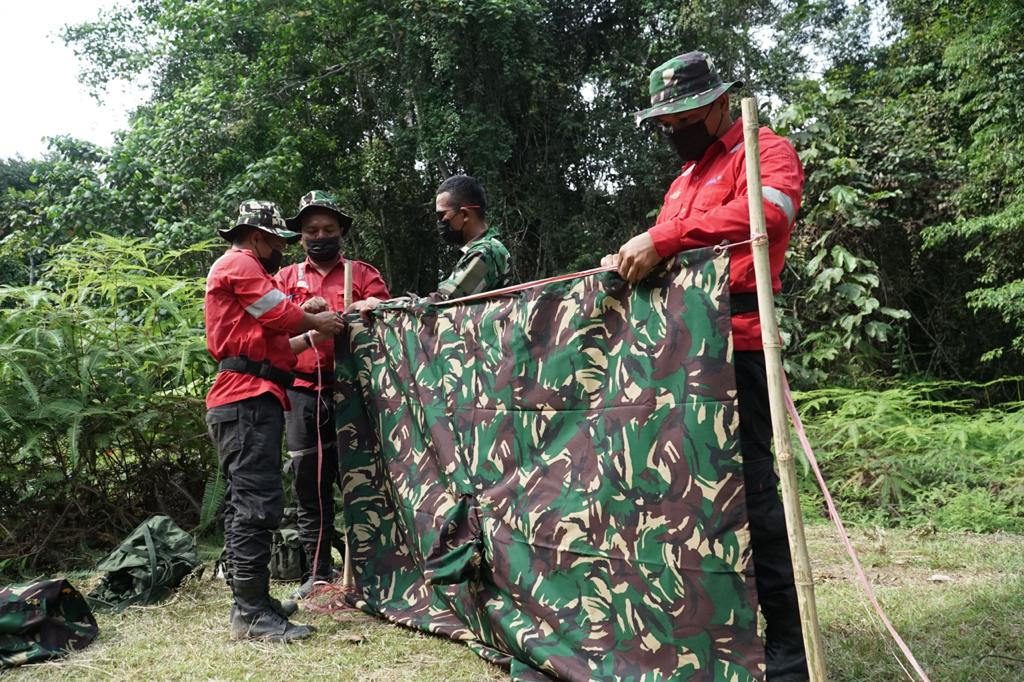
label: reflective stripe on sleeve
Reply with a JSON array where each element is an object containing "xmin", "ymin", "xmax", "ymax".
[
  {"xmin": 245, "ymin": 289, "xmax": 287, "ymax": 318},
  {"xmin": 763, "ymin": 186, "xmax": 796, "ymax": 224}
]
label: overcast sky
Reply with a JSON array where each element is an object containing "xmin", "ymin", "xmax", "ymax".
[{"xmin": 0, "ymin": 1, "xmax": 147, "ymax": 160}]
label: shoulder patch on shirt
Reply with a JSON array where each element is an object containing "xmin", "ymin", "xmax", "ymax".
[{"xmin": 669, "ymin": 190, "xmax": 682, "ymax": 200}]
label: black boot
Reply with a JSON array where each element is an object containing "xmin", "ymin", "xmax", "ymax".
[
  {"xmin": 268, "ymin": 595, "xmax": 298, "ymax": 618},
  {"xmin": 230, "ymin": 577, "xmax": 315, "ymax": 642},
  {"xmin": 229, "ymin": 577, "xmax": 296, "ymax": 618},
  {"xmin": 290, "ymin": 570, "xmax": 335, "ymax": 600}
]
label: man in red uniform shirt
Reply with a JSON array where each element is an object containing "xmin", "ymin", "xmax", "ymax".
[
  {"xmin": 205, "ymin": 200, "xmax": 344, "ymax": 642},
  {"xmin": 603, "ymin": 52, "xmax": 808, "ymax": 681},
  {"xmin": 275, "ymin": 190, "xmax": 391, "ymax": 598}
]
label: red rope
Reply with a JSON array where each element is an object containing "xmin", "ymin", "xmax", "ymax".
[
  {"xmin": 440, "ymin": 264, "xmax": 618, "ymax": 306},
  {"xmin": 784, "ymin": 375, "xmax": 931, "ymax": 682},
  {"xmin": 713, "ymin": 233, "xmax": 766, "ymax": 254},
  {"xmin": 439, "ymin": 243, "xmax": 753, "ymax": 307},
  {"xmin": 303, "ymin": 315, "xmax": 357, "ymax": 615}
]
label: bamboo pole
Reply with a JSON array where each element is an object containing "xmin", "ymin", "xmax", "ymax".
[
  {"xmin": 341, "ymin": 260, "xmax": 355, "ymax": 589},
  {"xmin": 741, "ymin": 96, "xmax": 828, "ymax": 681}
]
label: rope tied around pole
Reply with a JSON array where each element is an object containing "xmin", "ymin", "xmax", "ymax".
[{"xmin": 713, "ymin": 233, "xmax": 768, "ymax": 256}]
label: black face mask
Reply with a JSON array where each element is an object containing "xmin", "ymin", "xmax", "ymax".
[
  {"xmin": 436, "ymin": 218, "xmax": 463, "ymax": 246},
  {"xmin": 255, "ymin": 239, "xmax": 284, "ymax": 274},
  {"xmin": 662, "ymin": 108, "xmax": 718, "ymax": 162},
  {"xmin": 306, "ymin": 236, "xmax": 341, "ymax": 263}
]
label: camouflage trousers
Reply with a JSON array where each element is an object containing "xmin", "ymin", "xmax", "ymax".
[
  {"xmin": 736, "ymin": 350, "xmax": 810, "ymax": 682},
  {"xmin": 284, "ymin": 387, "xmax": 337, "ymax": 578},
  {"xmin": 205, "ymin": 393, "xmax": 285, "ymax": 584}
]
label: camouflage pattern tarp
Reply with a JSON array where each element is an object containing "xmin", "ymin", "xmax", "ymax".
[
  {"xmin": 336, "ymin": 247, "xmax": 763, "ymax": 681},
  {"xmin": 0, "ymin": 579, "xmax": 98, "ymax": 669}
]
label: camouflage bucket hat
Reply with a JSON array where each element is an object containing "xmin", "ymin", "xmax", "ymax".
[
  {"xmin": 634, "ymin": 51, "xmax": 743, "ymax": 126},
  {"xmin": 286, "ymin": 190, "xmax": 354, "ymax": 236},
  {"xmin": 218, "ymin": 200, "xmax": 300, "ymax": 243}
]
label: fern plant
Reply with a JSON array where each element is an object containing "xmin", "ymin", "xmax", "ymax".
[{"xmin": 0, "ymin": 234, "xmax": 221, "ymax": 574}]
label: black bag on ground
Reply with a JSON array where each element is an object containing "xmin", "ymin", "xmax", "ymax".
[
  {"xmin": 0, "ymin": 578, "xmax": 98, "ymax": 669},
  {"xmin": 87, "ymin": 515, "xmax": 202, "ymax": 611}
]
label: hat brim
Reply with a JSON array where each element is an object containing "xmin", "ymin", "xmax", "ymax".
[
  {"xmin": 286, "ymin": 205, "xmax": 354, "ymax": 236},
  {"xmin": 218, "ymin": 224, "xmax": 301, "ymax": 244},
  {"xmin": 634, "ymin": 81, "xmax": 743, "ymax": 126}
]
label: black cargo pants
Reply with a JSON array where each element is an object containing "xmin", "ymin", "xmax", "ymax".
[
  {"xmin": 205, "ymin": 393, "xmax": 285, "ymax": 584},
  {"xmin": 735, "ymin": 350, "xmax": 809, "ymax": 682},
  {"xmin": 284, "ymin": 387, "xmax": 337, "ymax": 578}
]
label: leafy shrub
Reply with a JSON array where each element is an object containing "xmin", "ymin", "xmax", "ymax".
[
  {"xmin": 0, "ymin": 235, "xmax": 218, "ymax": 577},
  {"xmin": 793, "ymin": 380, "xmax": 1024, "ymax": 532}
]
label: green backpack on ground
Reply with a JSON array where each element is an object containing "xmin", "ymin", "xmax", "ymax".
[
  {"xmin": 0, "ymin": 578, "xmax": 99, "ymax": 669},
  {"xmin": 214, "ymin": 507, "xmax": 309, "ymax": 583},
  {"xmin": 87, "ymin": 515, "xmax": 202, "ymax": 611},
  {"xmin": 268, "ymin": 525, "xmax": 308, "ymax": 581}
]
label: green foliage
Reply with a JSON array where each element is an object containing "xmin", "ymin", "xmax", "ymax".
[
  {"xmin": 0, "ymin": 235, "xmax": 218, "ymax": 573},
  {"xmin": 914, "ymin": 0, "xmax": 1024, "ymax": 366},
  {"xmin": 794, "ymin": 380, "xmax": 1024, "ymax": 532},
  {"xmin": 0, "ymin": 0, "xmax": 925, "ymax": 384},
  {"xmin": 43, "ymin": 0, "xmax": 819, "ymax": 290},
  {"xmin": 776, "ymin": 0, "xmax": 1024, "ymax": 378},
  {"xmin": 1, "ymin": 0, "xmax": 1021, "ymax": 580},
  {"xmin": 196, "ymin": 469, "xmax": 226, "ymax": 535},
  {"xmin": 780, "ymin": 231, "xmax": 910, "ymax": 385}
]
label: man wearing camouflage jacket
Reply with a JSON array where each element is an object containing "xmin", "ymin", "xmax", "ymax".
[
  {"xmin": 603, "ymin": 52, "xmax": 808, "ymax": 681},
  {"xmin": 432, "ymin": 174, "xmax": 511, "ymax": 299},
  {"xmin": 356, "ymin": 175, "xmax": 511, "ymax": 319}
]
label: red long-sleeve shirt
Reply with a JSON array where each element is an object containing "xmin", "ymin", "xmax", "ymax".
[
  {"xmin": 647, "ymin": 118, "xmax": 804, "ymax": 350},
  {"xmin": 275, "ymin": 256, "xmax": 390, "ymax": 389},
  {"xmin": 204, "ymin": 247, "xmax": 306, "ymax": 408}
]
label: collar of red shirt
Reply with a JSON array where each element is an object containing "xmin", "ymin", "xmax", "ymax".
[{"xmin": 304, "ymin": 254, "xmax": 345, "ymax": 276}]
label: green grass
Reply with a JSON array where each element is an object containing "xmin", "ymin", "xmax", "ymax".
[
  {"xmin": 806, "ymin": 527, "xmax": 1024, "ymax": 681},
  {"xmin": 7, "ymin": 526, "xmax": 1023, "ymax": 681}
]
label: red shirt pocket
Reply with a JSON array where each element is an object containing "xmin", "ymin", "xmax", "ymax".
[{"xmin": 690, "ymin": 182, "xmax": 732, "ymax": 214}]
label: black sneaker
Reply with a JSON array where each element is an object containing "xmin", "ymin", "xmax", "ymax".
[{"xmin": 290, "ymin": 574, "xmax": 333, "ymax": 600}]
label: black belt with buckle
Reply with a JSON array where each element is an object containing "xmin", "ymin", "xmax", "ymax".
[{"xmin": 217, "ymin": 355, "xmax": 294, "ymax": 389}]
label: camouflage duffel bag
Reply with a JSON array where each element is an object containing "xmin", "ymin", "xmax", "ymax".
[{"xmin": 0, "ymin": 578, "xmax": 98, "ymax": 669}]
